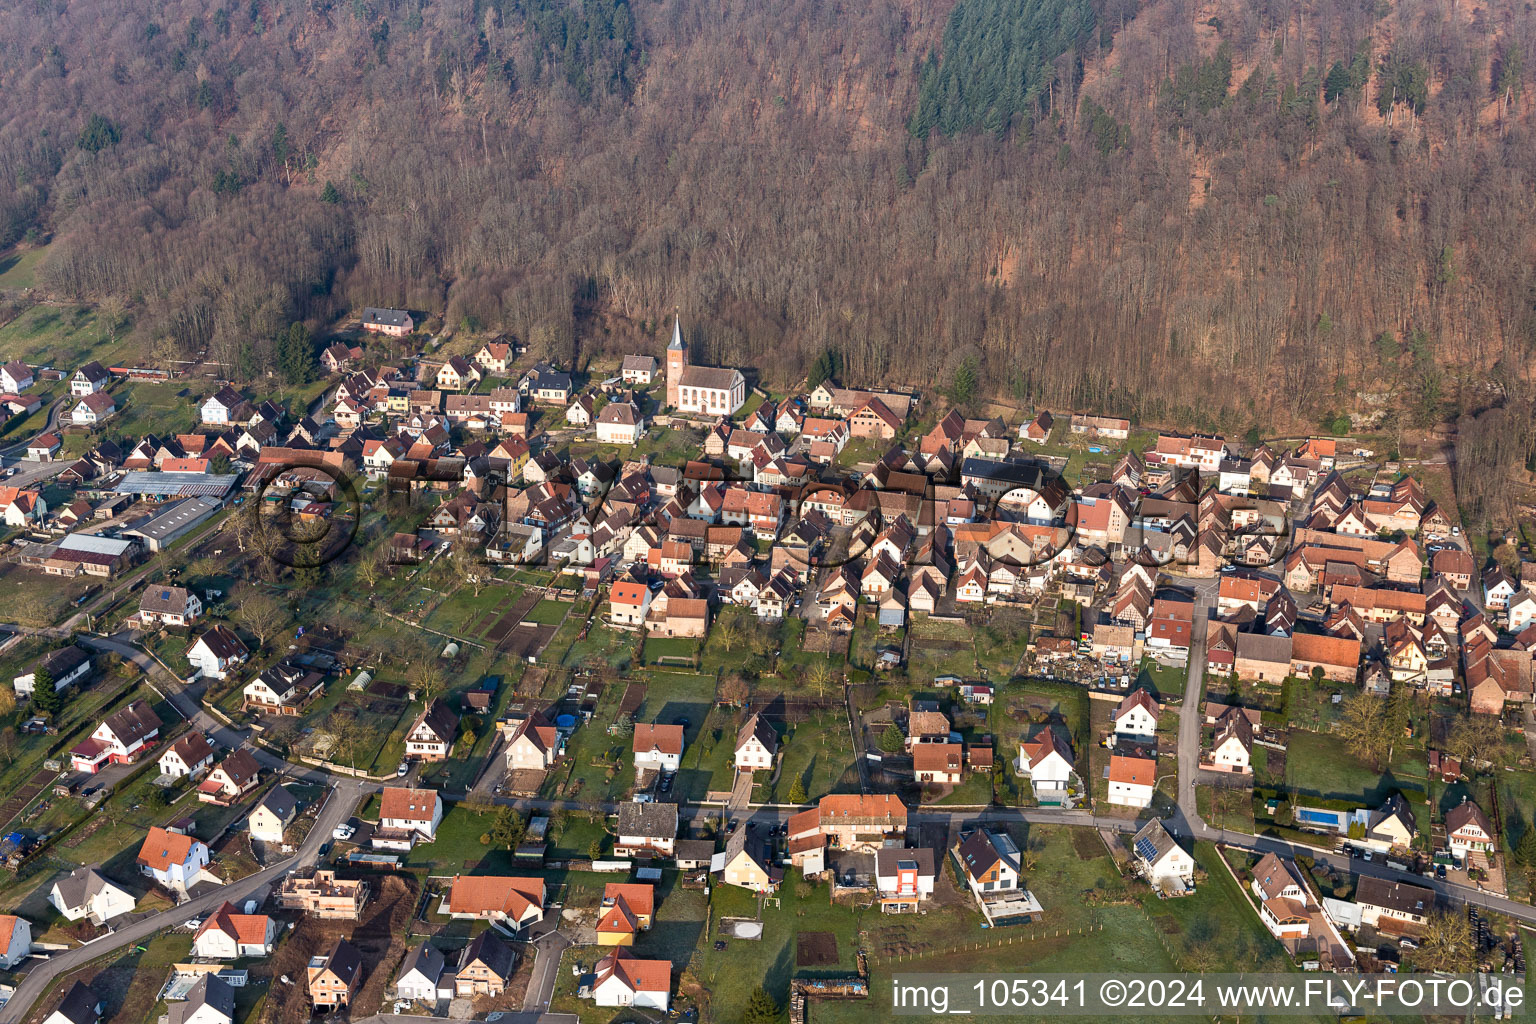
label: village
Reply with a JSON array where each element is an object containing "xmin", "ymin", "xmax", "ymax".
[{"xmin": 0, "ymin": 304, "xmax": 1530, "ymax": 1024}]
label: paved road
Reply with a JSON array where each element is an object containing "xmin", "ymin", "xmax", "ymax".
[
  {"xmin": 521, "ymin": 929, "xmax": 573, "ymax": 1014},
  {"xmin": 0, "ymin": 777, "xmax": 361, "ymax": 1024}
]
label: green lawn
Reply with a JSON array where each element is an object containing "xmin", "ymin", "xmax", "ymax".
[
  {"xmin": 1282, "ymin": 729, "xmax": 1426, "ymax": 804},
  {"xmin": 0, "ymin": 246, "xmax": 47, "ymax": 290},
  {"xmin": 0, "ymin": 303, "xmax": 132, "ymax": 367},
  {"xmin": 767, "ymin": 711, "xmax": 859, "ymax": 802}
]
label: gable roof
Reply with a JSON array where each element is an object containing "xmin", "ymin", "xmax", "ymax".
[
  {"xmin": 616, "ymin": 800, "xmax": 677, "ymax": 839},
  {"xmin": 459, "ymin": 929, "xmax": 517, "ymax": 980},
  {"xmin": 409, "ymin": 699, "xmax": 459, "ymax": 744},
  {"xmin": 1446, "ymin": 799, "xmax": 1494, "ymax": 836},
  {"xmin": 447, "ymin": 875, "xmax": 545, "ymax": 918},
  {"xmin": 632, "ymin": 723, "xmax": 685, "ymax": 756},
  {"xmin": 380, "ymin": 787, "xmax": 439, "ymax": 823},
  {"xmin": 735, "ymin": 713, "xmax": 777, "ymax": 753},
  {"xmin": 593, "ymin": 947, "xmax": 670, "ymax": 995},
  {"xmin": 138, "ymin": 826, "xmax": 199, "ymax": 869}
]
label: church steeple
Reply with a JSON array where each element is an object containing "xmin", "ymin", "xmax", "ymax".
[
  {"xmin": 668, "ymin": 313, "xmax": 685, "ymax": 351},
  {"xmin": 665, "ymin": 310, "xmax": 687, "ymax": 410}
]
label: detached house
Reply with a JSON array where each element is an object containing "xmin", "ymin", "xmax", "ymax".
[
  {"xmin": 1446, "ymin": 799, "xmax": 1496, "ymax": 862},
  {"xmin": 1208, "ymin": 706, "xmax": 1253, "ymax": 773},
  {"xmin": 70, "ymin": 392, "xmax": 116, "ymax": 426},
  {"xmin": 596, "ymin": 883, "xmax": 655, "ymax": 946},
  {"xmin": 50, "ymin": 866, "xmax": 135, "ymax": 924},
  {"xmin": 242, "ymin": 660, "xmax": 325, "ymax": 716},
  {"xmin": 43, "ymin": 983, "xmax": 100, "ymax": 1024},
  {"xmin": 187, "ymin": 625, "xmax": 249, "ymax": 680},
  {"xmin": 1249, "ymin": 852, "xmax": 1315, "ymax": 940},
  {"xmin": 194, "ymin": 901, "xmax": 277, "ymax": 958},
  {"xmin": 447, "ymin": 875, "xmax": 546, "ymax": 932},
  {"xmin": 632, "ymin": 723, "xmax": 685, "ymax": 774},
  {"xmin": 201, "ymin": 386, "xmax": 248, "ymax": 426},
  {"xmin": 504, "ymin": 711, "xmax": 562, "ymax": 771},
  {"xmin": 0, "ymin": 361, "xmax": 33, "ymax": 392},
  {"xmin": 405, "ymin": 699, "xmax": 459, "ymax": 762},
  {"xmin": 734, "ymin": 713, "xmax": 777, "ymax": 771},
  {"xmin": 1107, "ymin": 753, "xmax": 1157, "ymax": 808},
  {"xmin": 374, "ymin": 787, "xmax": 442, "ymax": 851},
  {"xmin": 249, "ymin": 785, "xmax": 299, "ymax": 844},
  {"xmin": 71, "ymin": 362, "xmax": 111, "ymax": 396},
  {"xmin": 13, "ymin": 644, "xmax": 92, "ymax": 697},
  {"xmin": 167, "ymin": 975, "xmax": 233, "ymax": 1024},
  {"xmin": 139, "ymin": 586, "xmax": 203, "ymax": 628},
  {"xmin": 609, "ymin": 580, "xmax": 653, "ymax": 628},
  {"xmin": 1131, "ymin": 818, "xmax": 1194, "ymax": 893},
  {"xmin": 591, "ymin": 948, "xmax": 670, "ymax": 1012},
  {"xmin": 308, "ymin": 939, "xmax": 363, "ymax": 1008},
  {"xmin": 72, "ymin": 701, "xmax": 162, "ymax": 774},
  {"xmin": 1111, "ymin": 689, "xmax": 1159, "ymax": 743},
  {"xmin": 952, "ymin": 829, "xmax": 1021, "ymax": 897},
  {"xmin": 614, "ymin": 800, "xmax": 677, "ymax": 858},
  {"xmin": 197, "ymin": 749, "xmax": 262, "ymax": 805},
  {"xmin": 874, "ymin": 846, "xmax": 937, "ymax": 912},
  {"xmin": 158, "ymin": 732, "xmax": 216, "ymax": 779},
  {"xmin": 361, "ymin": 307, "xmax": 414, "ymax": 336},
  {"xmin": 456, "ymin": 930, "xmax": 517, "ymax": 997},
  {"xmin": 394, "ymin": 943, "xmax": 448, "ymax": 1005},
  {"xmin": 0, "ymin": 914, "xmax": 30, "ymax": 970},
  {"xmin": 137, "ymin": 826, "xmax": 210, "ymax": 891},
  {"xmin": 1014, "ymin": 731, "xmax": 1076, "ymax": 806}
]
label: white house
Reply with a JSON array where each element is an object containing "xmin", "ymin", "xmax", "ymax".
[
  {"xmin": 187, "ymin": 626, "xmax": 249, "ymax": 681},
  {"xmin": 1250, "ymin": 852, "xmax": 1314, "ymax": 940},
  {"xmin": 50, "ymin": 867, "xmax": 135, "ymax": 924},
  {"xmin": 1510, "ymin": 590, "xmax": 1536, "ymax": 633},
  {"xmin": 1014, "ymin": 731, "xmax": 1076, "ymax": 806},
  {"xmin": 138, "ymin": 586, "xmax": 204, "ymax": 628},
  {"xmin": 394, "ymin": 943, "xmax": 447, "ymax": 1004},
  {"xmin": 503, "ymin": 713, "xmax": 562, "ymax": 771},
  {"xmin": 734, "ymin": 714, "xmax": 777, "ymax": 771},
  {"xmin": 1446, "ymin": 799, "xmax": 1496, "ymax": 861},
  {"xmin": 1111, "ymin": 689, "xmax": 1159, "ymax": 743},
  {"xmin": 43, "ymin": 983, "xmax": 100, "ymax": 1024},
  {"xmin": 201, "ymin": 386, "xmax": 246, "ymax": 426},
  {"xmin": 0, "ymin": 914, "xmax": 32, "ymax": 968},
  {"xmin": 193, "ymin": 901, "xmax": 277, "ymax": 958},
  {"xmin": 591, "ymin": 949, "xmax": 670, "ymax": 1012},
  {"xmin": 158, "ymin": 732, "xmax": 217, "ymax": 779},
  {"xmin": 70, "ymin": 362, "xmax": 111, "ymax": 396},
  {"xmin": 595, "ymin": 402, "xmax": 645, "ymax": 445},
  {"xmin": 1131, "ymin": 818, "xmax": 1194, "ymax": 892},
  {"xmin": 137, "ymin": 826, "xmax": 210, "ymax": 891},
  {"xmin": 1209, "ymin": 707, "xmax": 1253, "ymax": 773},
  {"xmin": 1106, "ymin": 753, "xmax": 1157, "ymax": 809},
  {"xmin": 375, "ymin": 787, "xmax": 442, "ymax": 850},
  {"xmin": 0, "ymin": 361, "xmax": 33, "ymax": 393},
  {"xmin": 609, "ymin": 581, "xmax": 653, "ymax": 628},
  {"xmin": 72, "ymin": 701, "xmax": 162, "ymax": 774},
  {"xmin": 167, "ymin": 975, "xmax": 233, "ymax": 1024},
  {"xmin": 13, "ymin": 645, "xmax": 91, "ymax": 697},
  {"xmin": 632, "ymin": 724, "xmax": 685, "ymax": 774},
  {"xmin": 70, "ymin": 393, "xmax": 116, "ymax": 426}
]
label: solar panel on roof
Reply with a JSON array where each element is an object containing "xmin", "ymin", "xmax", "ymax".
[{"xmin": 1134, "ymin": 837, "xmax": 1158, "ymax": 861}]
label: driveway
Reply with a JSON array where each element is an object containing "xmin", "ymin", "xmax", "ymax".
[{"xmin": 521, "ymin": 929, "xmax": 573, "ymax": 1014}]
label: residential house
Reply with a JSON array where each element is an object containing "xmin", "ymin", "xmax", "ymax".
[
  {"xmin": 197, "ymin": 749, "xmax": 261, "ymax": 805},
  {"xmin": 394, "ymin": 943, "xmax": 447, "ymax": 1004},
  {"xmin": 720, "ymin": 826, "xmax": 781, "ymax": 893},
  {"xmin": 201, "ymin": 386, "xmax": 248, "ymax": 426},
  {"xmin": 138, "ymin": 585, "xmax": 203, "ymax": 628},
  {"xmin": 1131, "ymin": 818, "xmax": 1194, "ymax": 893},
  {"xmin": 952, "ymin": 830, "xmax": 1021, "ymax": 897},
  {"xmin": 1111, "ymin": 689, "xmax": 1159, "ymax": 743},
  {"xmin": 0, "ymin": 914, "xmax": 31, "ymax": 969},
  {"xmin": 455, "ymin": 930, "xmax": 517, "ymax": 997},
  {"xmin": 194, "ymin": 901, "xmax": 277, "ymax": 958},
  {"xmin": 596, "ymin": 401, "xmax": 645, "ymax": 445},
  {"xmin": 49, "ymin": 867, "xmax": 135, "ymax": 924},
  {"xmin": 1209, "ymin": 706, "xmax": 1253, "ymax": 773},
  {"xmin": 405, "ymin": 700, "xmax": 459, "ymax": 762},
  {"xmin": 167, "ymin": 975, "xmax": 233, "ymax": 1024},
  {"xmin": 633, "ymin": 723, "xmax": 685, "ymax": 774},
  {"xmin": 158, "ymin": 732, "xmax": 216, "ymax": 779},
  {"xmin": 249, "ymin": 785, "xmax": 299, "ymax": 844},
  {"xmin": 1107, "ymin": 753, "xmax": 1157, "ymax": 808},
  {"xmin": 136, "ymin": 826, "xmax": 209, "ymax": 891},
  {"xmin": 24, "ymin": 435, "xmax": 59, "ymax": 462},
  {"xmin": 1355, "ymin": 876, "xmax": 1433, "ymax": 932},
  {"xmin": 70, "ymin": 392, "xmax": 116, "ymax": 426},
  {"xmin": 609, "ymin": 581, "xmax": 653, "ymax": 628},
  {"xmin": 375, "ymin": 787, "xmax": 443, "ymax": 850},
  {"xmin": 1446, "ymin": 799, "xmax": 1496, "ymax": 861},
  {"xmin": 913, "ymin": 742, "xmax": 965, "ymax": 784},
  {"xmin": 1249, "ymin": 852, "xmax": 1315, "ymax": 940},
  {"xmin": 446, "ymin": 875, "xmax": 545, "ymax": 931},
  {"xmin": 362, "ymin": 307, "xmax": 414, "ymax": 335},
  {"xmin": 276, "ymin": 871, "xmax": 368, "ymax": 919},
  {"xmin": 734, "ymin": 713, "xmax": 777, "ymax": 771},
  {"xmin": 474, "ymin": 341, "xmax": 513, "ymax": 375},
  {"xmin": 614, "ymin": 801, "xmax": 677, "ymax": 858},
  {"xmin": 812, "ymin": 795, "xmax": 908, "ymax": 849},
  {"xmin": 874, "ymin": 847, "xmax": 937, "ymax": 912},
  {"xmin": 72, "ymin": 701, "xmax": 162, "ymax": 774},
  {"xmin": 241, "ymin": 660, "xmax": 325, "ymax": 716},
  {"xmin": 620, "ymin": 354, "xmax": 658, "ymax": 384},
  {"xmin": 503, "ymin": 711, "xmax": 562, "ymax": 771},
  {"xmin": 1014, "ymin": 731, "xmax": 1076, "ymax": 806},
  {"xmin": 591, "ymin": 948, "xmax": 670, "ymax": 1012},
  {"xmin": 596, "ymin": 883, "xmax": 655, "ymax": 946},
  {"xmin": 43, "ymin": 983, "xmax": 101, "ymax": 1024},
  {"xmin": 187, "ymin": 626, "xmax": 249, "ymax": 681},
  {"xmin": 13, "ymin": 645, "xmax": 92, "ymax": 697},
  {"xmin": 307, "ymin": 939, "xmax": 363, "ymax": 1008},
  {"xmin": 0, "ymin": 361, "xmax": 33, "ymax": 392},
  {"xmin": 70, "ymin": 362, "xmax": 111, "ymax": 396}
]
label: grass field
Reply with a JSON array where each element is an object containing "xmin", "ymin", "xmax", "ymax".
[
  {"xmin": 0, "ymin": 303, "xmax": 131, "ymax": 367},
  {"xmin": 0, "ymin": 246, "xmax": 47, "ymax": 290},
  {"xmin": 1282, "ymin": 729, "xmax": 1426, "ymax": 804}
]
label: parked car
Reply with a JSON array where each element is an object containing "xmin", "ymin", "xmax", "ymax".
[
  {"xmin": 396, "ymin": 761, "xmax": 409, "ymax": 777},
  {"xmin": 332, "ymin": 824, "xmax": 354, "ymax": 841}
]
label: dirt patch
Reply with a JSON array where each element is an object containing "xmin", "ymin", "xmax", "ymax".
[
  {"xmin": 256, "ymin": 873, "xmax": 419, "ymax": 1024},
  {"xmin": 796, "ymin": 931, "xmax": 839, "ymax": 967},
  {"xmin": 366, "ymin": 680, "xmax": 407, "ymax": 701},
  {"xmin": 1070, "ymin": 829, "xmax": 1104, "ymax": 861},
  {"xmin": 0, "ymin": 768, "xmax": 55, "ymax": 824}
]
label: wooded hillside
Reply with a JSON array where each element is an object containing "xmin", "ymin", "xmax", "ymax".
[{"xmin": 1, "ymin": 0, "xmax": 1534, "ymax": 446}]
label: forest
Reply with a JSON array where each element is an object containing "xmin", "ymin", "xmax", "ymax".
[{"xmin": 1, "ymin": 0, "xmax": 1535, "ymax": 483}]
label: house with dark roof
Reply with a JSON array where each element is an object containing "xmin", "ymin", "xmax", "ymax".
[
  {"xmin": 614, "ymin": 800, "xmax": 677, "ymax": 858},
  {"xmin": 308, "ymin": 938, "xmax": 364, "ymax": 1007},
  {"xmin": 405, "ymin": 699, "xmax": 459, "ymax": 762},
  {"xmin": 456, "ymin": 930, "xmax": 517, "ymax": 997},
  {"xmin": 72, "ymin": 701, "xmax": 162, "ymax": 773},
  {"xmin": 43, "ymin": 982, "xmax": 101, "ymax": 1024},
  {"xmin": 187, "ymin": 625, "xmax": 249, "ymax": 680},
  {"xmin": 250, "ymin": 784, "xmax": 299, "ymax": 843}
]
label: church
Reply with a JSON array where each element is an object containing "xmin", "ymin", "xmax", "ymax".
[{"xmin": 666, "ymin": 316, "xmax": 746, "ymax": 416}]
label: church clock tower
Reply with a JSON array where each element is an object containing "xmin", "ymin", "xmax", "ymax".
[{"xmin": 665, "ymin": 313, "xmax": 687, "ymax": 410}]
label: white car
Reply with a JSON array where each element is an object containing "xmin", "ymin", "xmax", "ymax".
[{"xmin": 332, "ymin": 824, "xmax": 354, "ymax": 841}]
